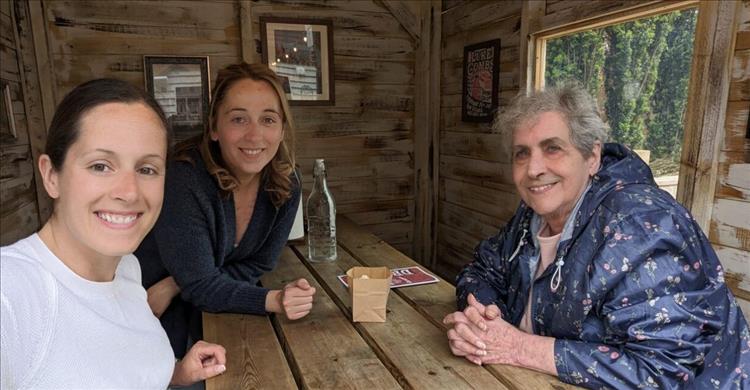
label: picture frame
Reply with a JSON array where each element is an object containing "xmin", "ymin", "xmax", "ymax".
[
  {"xmin": 143, "ymin": 56, "xmax": 210, "ymax": 142},
  {"xmin": 260, "ymin": 17, "xmax": 334, "ymax": 106},
  {"xmin": 0, "ymin": 81, "xmax": 17, "ymax": 140},
  {"xmin": 461, "ymin": 39, "xmax": 501, "ymax": 123}
]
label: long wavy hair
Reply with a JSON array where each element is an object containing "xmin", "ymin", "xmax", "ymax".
[{"xmin": 175, "ymin": 62, "xmax": 296, "ymax": 207}]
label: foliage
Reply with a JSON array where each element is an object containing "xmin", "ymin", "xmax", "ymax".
[{"xmin": 545, "ymin": 8, "xmax": 698, "ymax": 161}]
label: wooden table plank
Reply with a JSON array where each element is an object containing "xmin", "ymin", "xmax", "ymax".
[
  {"xmin": 203, "ymin": 312, "xmax": 296, "ymax": 390},
  {"xmin": 336, "ymin": 216, "xmax": 577, "ymax": 390},
  {"xmin": 260, "ymin": 247, "xmax": 402, "ymax": 389},
  {"xmin": 293, "ymin": 243, "xmax": 510, "ymax": 390}
]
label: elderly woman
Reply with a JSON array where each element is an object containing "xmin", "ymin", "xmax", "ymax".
[{"xmin": 444, "ymin": 84, "xmax": 750, "ymax": 388}]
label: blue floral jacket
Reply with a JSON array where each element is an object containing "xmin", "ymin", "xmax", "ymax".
[{"xmin": 456, "ymin": 143, "xmax": 750, "ymax": 389}]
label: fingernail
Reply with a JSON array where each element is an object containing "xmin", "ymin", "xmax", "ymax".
[
  {"xmin": 476, "ymin": 350, "xmax": 486, "ymax": 356},
  {"xmin": 216, "ymin": 364, "xmax": 226, "ymax": 374},
  {"xmin": 477, "ymin": 341, "xmax": 486, "ymax": 349}
]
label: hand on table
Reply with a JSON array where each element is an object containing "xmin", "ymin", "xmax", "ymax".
[
  {"xmin": 266, "ymin": 278, "xmax": 316, "ymax": 320},
  {"xmin": 171, "ymin": 340, "xmax": 227, "ymax": 386},
  {"xmin": 443, "ymin": 294, "xmax": 523, "ymax": 366}
]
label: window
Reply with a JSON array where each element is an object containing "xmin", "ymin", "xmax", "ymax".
[{"xmin": 536, "ymin": 6, "xmax": 698, "ymax": 200}]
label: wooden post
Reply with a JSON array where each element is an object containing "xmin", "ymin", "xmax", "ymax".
[
  {"xmin": 12, "ymin": 0, "xmax": 52, "ymax": 223},
  {"xmin": 27, "ymin": 0, "xmax": 55, "ymax": 127},
  {"xmin": 412, "ymin": 1, "xmax": 441, "ymax": 267},
  {"xmin": 239, "ymin": 0, "xmax": 258, "ymax": 64},
  {"xmin": 520, "ymin": 1, "xmax": 545, "ymax": 93},
  {"xmin": 678, "ymin": 0, "xmax": 741, "ymax": 230}
]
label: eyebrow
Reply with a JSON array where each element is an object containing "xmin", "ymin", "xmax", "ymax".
[
  {"xmin": 512, "ymin": 137, "xmax": 566, "ymax": 150},
  {"xmin": 82, "ymin": 148, "xmax": 164, "ymax": 161},
  {"xmin": 224, "ymin": 107, "xmax": 281, "ymax": 115}
]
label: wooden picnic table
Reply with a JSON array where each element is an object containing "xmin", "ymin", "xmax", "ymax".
[{"xmin": 203, "ymin": 216, "xmax": 576, "ymax": 390}]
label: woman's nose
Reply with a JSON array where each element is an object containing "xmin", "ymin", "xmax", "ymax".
[
  {"xmin": 527, "ymin": 151, "xmax": 547, "ymax": 178},
  {"xmin": 110, "ymin": 171, "xmax": 138, "ymax": 203}
]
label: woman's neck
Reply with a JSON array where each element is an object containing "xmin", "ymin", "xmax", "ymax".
[{"xmin": 38, "ymin": 217, "xmax": 120, "ymax": 282}]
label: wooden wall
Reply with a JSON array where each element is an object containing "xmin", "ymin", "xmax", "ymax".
[
  {"xmin": 247, "ymin": 1, "xmax": 417, "ymax": 256},
  {"xmin": 8, "ymin": 0, "xmax": 416, "ymax": 255},
  {"xmin": 710, "ymin": 0, "xmax": 750, "ymax": 314},
  {"xmin": 435, "ymin": 0, "xmax": 523, "ymax": 278},
  {"xmin": 0, "ymin": 0, "xmax": 42, "ymax": 245}
]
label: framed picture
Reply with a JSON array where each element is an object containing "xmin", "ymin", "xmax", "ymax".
[
  {"xmin": 0, "ymin": 82, "xmax": 17, "ymax": 140},
  {"xmin": 462, "ymin": 39, "xmax": 501, "ymax": 123},
  {"xmin": 144, "ymin": 56, "xmax": 210, "ymax": 142},
  {"xmin": 260, "ymin": 17, "xmax": 334, "ymax": 106}
]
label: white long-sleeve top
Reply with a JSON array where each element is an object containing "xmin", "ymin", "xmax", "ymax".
[{"xmin": 1, "ymin": 234, "xmax": 174, "ymax": 389}]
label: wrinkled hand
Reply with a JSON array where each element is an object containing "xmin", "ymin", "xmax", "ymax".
[
  {"xmin": 463, "ymin": 295, "xmax": 524, "ymax": 366},
  {"xmin": 147, "ymin": 276, "xmax": 180, "ymax": 318},
  {"xmin": 268, "ymin": 278, "xmax": 316, "ymax": 320},
  {"xmin": 171, "ymin": 340, "xmax": 227, "ymax": 386},
  {"xmin": 443, "ymin": 294, "xmax": 496, "ymax": 360}
]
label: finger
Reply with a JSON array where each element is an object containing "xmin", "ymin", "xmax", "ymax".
[
  {"xmin": 454, "ymin": 323, "xmax": 487, "ymax": 350},
  {"xmin": 467, "ymin": 294, "xmax": 485, "ymax": 313},
  {"xmin": 463, "ymin": 306, "xmax": 487, "ymax": 331},
  {"xmin": 450, "ymin": 339, "xmax": 486, "ymax": 356},
  {"xmin": 193, "ymin": 341, "xmax": 227, "ymax": 365},
  {"xmin": 194, "ymin": 363, "xmax": 227, "ymax": 381},
  {"xmin": 466, "ymin": 355, "xmax": 483, "ymax": 366},
  {"xmin": 485, "ymin": 305, "xmax": 501, "ymax": 320},
  {"xmin": 443, "ymin": 311, "xmax": 469, "ymax": 327},
  {"xmin": 296, "ymin": 278, "xmax": 311, "ymax": 290},
  {"xmin": 283, "ymin": 295, "xmax": 314, "ymax": 307}
]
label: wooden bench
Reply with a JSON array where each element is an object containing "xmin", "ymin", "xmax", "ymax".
[{"xmin": 203, "ymin": 216, "xmax": 576, "ymax": 389}]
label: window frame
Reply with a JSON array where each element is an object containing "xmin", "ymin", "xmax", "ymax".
[{"xmin": 528, "ymin": 0, "xmax": 739, "ymax": 231}]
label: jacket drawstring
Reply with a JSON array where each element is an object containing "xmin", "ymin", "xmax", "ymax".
[
  {"xmin": 550, "ymin": 257, "xmax": 564, "ymax": 292},
  {"xmin": 508, "ymin": 229, "xmax": 527, "ymax": 262}
]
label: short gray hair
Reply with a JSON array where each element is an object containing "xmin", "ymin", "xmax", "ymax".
[{"xmin": 495, "ymin": 83, "xmax": 609, "ymax": 159}]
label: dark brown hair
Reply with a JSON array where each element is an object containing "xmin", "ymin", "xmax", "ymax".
[
  {"xmin": 175, "ymin": 62, "xmax": 296, "ymax": 206},
  {"xmin": 45, "ymin": 78, "xmax": 170, "ymax": 170}
]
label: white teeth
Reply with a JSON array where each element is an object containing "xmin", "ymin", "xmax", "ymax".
[
  {"xmin": 97, "ymin": 212, "xmax": 137, "ymax": 224},
  {"xmin": 529, "ymin": 183, "xmax": 554, "ymax": 193},
  {"xmin": 241, "ymin": 148, "xmax": 262, "ymax": 155}
]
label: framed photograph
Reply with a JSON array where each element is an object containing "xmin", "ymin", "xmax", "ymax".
[
  {"xmin": 144, "ymin": 56, "xmax": 210, "ymax": 142},
  {"xmin": 462, "ymin": 39, "xmax": 501, "ymax": 123},
  {"xmin": 260, "ymin": 17, "xmax": 334, "ymax": 105},
  {"xmin": 0, "ymin": 82, "xmax": 17, "ymax": 140}
]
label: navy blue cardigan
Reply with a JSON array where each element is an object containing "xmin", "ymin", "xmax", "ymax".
[{"xmin": 136, "ymin": 149, "xmax": 300, "ymax": 356}]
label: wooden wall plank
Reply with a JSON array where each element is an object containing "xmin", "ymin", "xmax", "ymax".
[
  {"xmin": 45, "ymin": 0, "xmax": 238, "ymax": 29},
  {"xmin": 716, "ymin": 151, "xmax": 750, "ymax": 200},
  {"xmin": 728, "ymin": 48, "xmax": 750, "ymax": 101},
  {"xmin": 715, "ymin": 244, "xmax": 750, "ymax": 301},
  {"xmin": 709, "ymin": 197, "xmax": 750, "ymax": 252}
]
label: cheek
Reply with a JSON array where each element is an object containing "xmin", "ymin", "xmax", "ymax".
[{"xmin": 141, "ymin": 179, "xmax": 165, "ymax": 207}]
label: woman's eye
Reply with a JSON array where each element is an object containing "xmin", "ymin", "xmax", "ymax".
[
  {"xmin": 231, "ymin": 116, "xmax": 248, "ymax": 125},
  {"xmin": 138, "ymin": 166, "xmax": 159, "ymax": 176},
  {"xmin": 546, "ymin": 144, "xmax": 562, "ymax": 152},
  {"xmin": 513, "ymin": 150, "xmax": 529, "ymax": 160},
  {"xmin": 262, "ymin": 116, "xmax": 278, "ymax": 125},
  {"xmin": 89, "ymin": 163, "xmax": 112, "ymax": 173}
]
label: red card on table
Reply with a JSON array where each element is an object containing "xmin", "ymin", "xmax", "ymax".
[{"xmin": 337, "ymin": 266, "xmax": 438, "ymax": 289}]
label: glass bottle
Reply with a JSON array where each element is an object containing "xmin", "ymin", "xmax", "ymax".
[{"xmin": 306, "ymin": 159, "xmax": 337, "ymax": 262}]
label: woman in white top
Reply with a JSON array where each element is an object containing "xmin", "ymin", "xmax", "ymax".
[{"xmin": 0, "ymin": 78, "xmax": 226, "ymax": 389}]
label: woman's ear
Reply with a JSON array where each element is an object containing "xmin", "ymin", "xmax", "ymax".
[
  {"xmin": 38, "ymin": 155, "xmax": 61, "ymax": 199},
  {"xmin": 588, "ymin": 141, "xmax": 602, "ymax": 175}
]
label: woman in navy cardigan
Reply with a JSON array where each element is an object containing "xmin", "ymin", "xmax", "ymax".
[{"xmin": 136, "ymin": 63, "xmax": 315, "ymax": 357}]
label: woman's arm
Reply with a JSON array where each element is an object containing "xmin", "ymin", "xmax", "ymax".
[{"xmin": 549, "ymin": 211, "xmax": 720, "ymax": 389}]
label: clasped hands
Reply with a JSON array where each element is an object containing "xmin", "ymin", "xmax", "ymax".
[{"xmin": 443, "ymin": 294, "xmax": 526, "ymax": 366}]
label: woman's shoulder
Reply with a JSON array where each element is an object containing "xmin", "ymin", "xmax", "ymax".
[{"xmin": 1, "ymin": 236, "xmax": 58, "ymax": 352}]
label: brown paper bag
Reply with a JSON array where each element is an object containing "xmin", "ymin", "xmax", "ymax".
[{"xmin": 346, "ymin": 266, "xmax": 392, "ymax": 322}]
